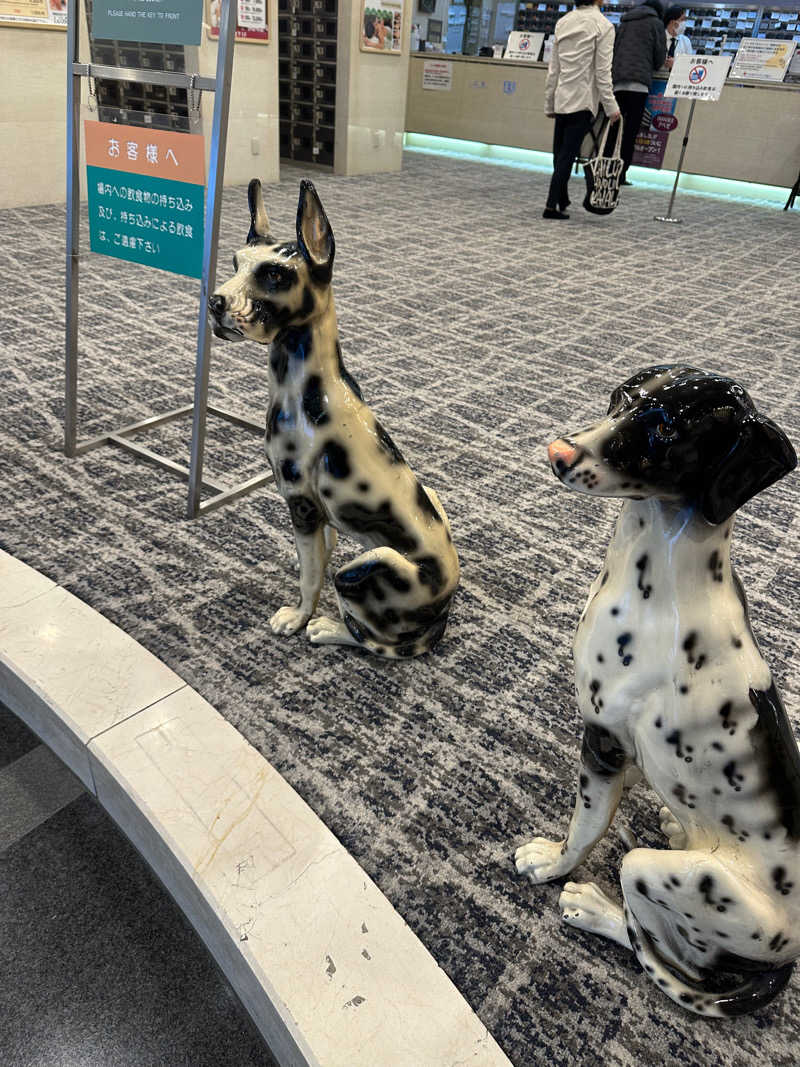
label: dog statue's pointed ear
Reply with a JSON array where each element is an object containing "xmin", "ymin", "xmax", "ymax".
[
  {"xmin": 701, "ymin": 415, "xmax": 797, "ymax": 525},
  {"xmin": 247, "ymin": 178, "xmax": 271, "ymax": 243},
  {"xmin": 296, "ymin": 179, "xmax": 334, "ymax": 283}
]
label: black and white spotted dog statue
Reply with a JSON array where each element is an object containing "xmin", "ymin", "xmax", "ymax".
[
  {"xmin": 515, "ymin": 365, "xmax": 800, "ymax": 1016},
  {"xmin": 208, "ymin": 178, "xmax": 459, "ymax": 657}
]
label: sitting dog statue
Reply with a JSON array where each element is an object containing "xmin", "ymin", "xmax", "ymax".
[
  {"xmin": 208, "ymin": 178, "xmax": 459, "ymax": 657},
  {"xmin": 515, "ymin": 365, "xmax": 800, "ymax": 1017}
]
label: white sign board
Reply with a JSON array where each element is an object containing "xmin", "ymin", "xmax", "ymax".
[
  {"xmin": 542, "ymin": 34, "xmax": 554, "ymax": 63},
  {"xmin": 505, "ymin": 31, "xmax": 544, "ymax": 61},
  {"xmin": 422, "ymin": 59, "xmax": 453, "ymax": 91},
  {"xmin": 730, "ymin": 38, "xmax": 796, "ymax": 82},
  {"xmin": 664, "ymin": 54, "xmax": 732, "ymax": 101}
]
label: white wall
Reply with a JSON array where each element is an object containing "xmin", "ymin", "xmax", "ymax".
[
  {"xmin": 335, "ymin": 0, "xmax": 411, "ymax": 174},
  {"xmin": 0, "ymin": 27, "xmax": 69, "ymax": 208},
  {"xmin": 200, "ymin": 0, "xmax": 280, "ymax": 188},
  {"xmin": 0, "ymin": 6, "xmax": 279, "ymax": 210}
]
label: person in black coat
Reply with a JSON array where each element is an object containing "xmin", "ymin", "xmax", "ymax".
[{"xmin": 607, "ymin": 0, "xmax": 667, "ymax": 184}]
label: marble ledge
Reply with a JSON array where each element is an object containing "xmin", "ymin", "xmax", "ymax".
[
  {"xmin": 0, "ymin": 549, "xmax": 511, "ymax": 1067},
  {"xmin": 0, "ymin": 550, "xmax": 185, "ymax": 789},
  {"xmin": 88, "ymin": 686, "xmax": 510, "ymax": 1067}
]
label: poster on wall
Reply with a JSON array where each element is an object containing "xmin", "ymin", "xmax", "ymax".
[
  {"xmin": 730, "ymin": 38, "xmax": 795, "ymax": 82},
  {"xmin": 207, "ymin": 0, "xmax": 269, "ymax": 44},
  {"xmin": 0, "ymin": 0, "xmax": 66, "ymax": 30},
  {"xmin": 422, "ymin": 58, "xmax": 452, "ymax": 89},
  {"xmin": 631, "ymin": 79, "xmax": 677, "ymax": 169},
  {"xmin": 504, "ymin": 31, "xmax": 544, "ymax": 61},
  {"xmin": 361, "ymin": 0, "xmax": 404, "ymax": 53}
]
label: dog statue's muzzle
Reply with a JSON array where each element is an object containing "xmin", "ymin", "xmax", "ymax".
[
  {"xmin": 548, "ymin": 438, "xmax": 583, "ymax": 476},
  {"xmin": 207, "ymin": 295, "xmax": 244, "ymax": 341}
]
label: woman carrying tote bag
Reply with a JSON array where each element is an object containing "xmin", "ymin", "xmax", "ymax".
[{"xmin": 543, "ymin": 0, "xmax": 621, "ymax": 220}]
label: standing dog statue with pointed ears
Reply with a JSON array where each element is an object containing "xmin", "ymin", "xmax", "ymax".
[
  {"xmin": 515, "ymin": 365, "xmax": 800, "ymax": 1017},
  {"xmin": 208, "ymin": 179, "xmax": 459, "ymax": 658}
]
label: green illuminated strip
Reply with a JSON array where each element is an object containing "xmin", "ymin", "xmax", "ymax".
[{"xmin": 403, "ymin": 132, "xmax": 790, "ymax": 207}]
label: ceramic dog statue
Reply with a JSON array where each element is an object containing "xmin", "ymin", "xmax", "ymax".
[
  {"xmin": 515, "ymin": 365, "xmax": 800, "ymax": 1016},
  {"xmin": 208, "ymin": 179, "xmax": 459, "ymax": 657}
]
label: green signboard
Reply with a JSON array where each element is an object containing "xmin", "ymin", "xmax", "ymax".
[
  {"xmin": 91, "ymin": 0, "xmax": 203, "ymax": 45},
  {"xmin": 87, "ymin": 165, "xmax": 205, "ymax": 278}
]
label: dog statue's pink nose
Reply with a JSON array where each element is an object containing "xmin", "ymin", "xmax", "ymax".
[{"xmin": 548, "ymin": 438, "xmax": 578, "ymax": 470}]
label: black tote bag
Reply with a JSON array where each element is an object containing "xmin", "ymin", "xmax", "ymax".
[{"xmin": 583, "ymin": 117, "xmax": 624, "ymax": 216}]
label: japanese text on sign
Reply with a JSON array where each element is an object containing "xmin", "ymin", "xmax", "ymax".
[
  {"xmin": 85, "ymin": 121, "xmax": 205, "ymax": 278},
  {"xmin": 664, "ymin": 54, "xmax": 732, "ymax": 101}
]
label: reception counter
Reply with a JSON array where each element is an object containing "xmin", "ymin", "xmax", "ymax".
[{"xmin": 406, "ymin": 54, "xmax": 800, "ymax": 189}]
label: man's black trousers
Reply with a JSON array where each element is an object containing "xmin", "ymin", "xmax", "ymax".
[{"xmin": 546, "ymin": 109, "xmax": 593, "ymax": 211}]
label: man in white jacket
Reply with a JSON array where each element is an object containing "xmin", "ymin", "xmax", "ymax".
[{"xmin": 543, "ymin": 0, "xmax": 620, "ymax": 219}]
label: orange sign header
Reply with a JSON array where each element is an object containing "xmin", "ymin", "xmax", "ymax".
[{"xmin": 84, "ymin": 120, "xmax": 205, "ymax": 186}]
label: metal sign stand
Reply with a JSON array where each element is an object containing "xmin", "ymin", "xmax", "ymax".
[
  {"xmin": 654, "ymin": 99, "xmax": 696, "ymax": 225},
  {"xmin": 655, "ymin": 36, "xmax": 727, "ymax": 226},
  {"xmin": 65, "ymin": 0, "xmax": 273, "ymax": 517}
]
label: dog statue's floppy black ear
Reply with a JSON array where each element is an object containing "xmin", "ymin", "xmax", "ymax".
[
  {"xmin": 701, "ymin": 415, "xmax": 797, "ymax": 525},
  {"xmin": 296, "ymin": 179, "xmax": 334, "ymax": 283},
  {"xmin": 247, "ymin": 178, "xmax": 271, "ymax": 243}
]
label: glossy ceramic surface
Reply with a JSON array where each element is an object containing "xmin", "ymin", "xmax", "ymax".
[
  {"xmin": 516, "ymin": 365, "xmax": 800, "ymax": 1017},
  {"xmin": 208, "ymin": 180, "xmax": 459, "ymax": 657}
]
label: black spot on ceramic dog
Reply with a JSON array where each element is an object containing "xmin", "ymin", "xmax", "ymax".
[
  {"xmin": 515, "ymin": 365, "xmax": 799, "ymax": 1017},
  {"xmin": 208, "ymin": 178, "xmax": 460, "ymax": 656}
]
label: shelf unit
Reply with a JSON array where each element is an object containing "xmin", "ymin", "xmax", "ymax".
[
  {"xmin": 85, "ymin": 0, "xmax": 191, "ymax": 133},
  {"xmin": 278, "ymin": 1, "xmax": 338, "ymax": 168},
  {"xmin": 514, "ymin": 1, "xmax": 800, "ymax": 63},
  {"xmin": 757, "ymin": 6, "xmax": 800, "ymax": 38},
  {"xmin": 683, "ymin": 6, "xmax": 760, "ymax": 55}
]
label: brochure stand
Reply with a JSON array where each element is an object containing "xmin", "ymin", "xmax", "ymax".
[{"xmin": 64, "ymin": 0, "xmax": 273, "ymax": 518}]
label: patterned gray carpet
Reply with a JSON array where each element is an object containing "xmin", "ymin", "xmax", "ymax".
[{"xmin": 3, "ymin": 152, "xmax": 800, "ymax": 1066}]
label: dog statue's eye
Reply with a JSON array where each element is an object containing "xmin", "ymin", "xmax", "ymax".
[
  {"xmin": 255, "ymin": 264, "xmax": 284, "ymax": 289},
  {"xmin": 657, "ymin": 422, "xmax": 677, "ymax": 439}
]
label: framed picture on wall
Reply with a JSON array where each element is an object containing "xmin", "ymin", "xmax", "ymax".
[
  {"xmin": 206, "ymin": 0, "xmax": 269, "ymax": 43},
  {"xmin": 361, "ymin": 0, "xmax": 404, "ymax": 53},
  {"xmin": 0, "ymin": 0, "xmax": 66, "ymax": 30},
  {"xmin": 426, "ymin": 16, "xmax": 442, "ymax": 42},
  {"xmin": 418, "ymin": 0, "xmax": 435, "ymax": 13}
]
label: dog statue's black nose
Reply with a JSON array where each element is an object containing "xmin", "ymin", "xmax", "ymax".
[{"xmin": 208, "ymin": 295, "xmax": 226, "ymax": 318}]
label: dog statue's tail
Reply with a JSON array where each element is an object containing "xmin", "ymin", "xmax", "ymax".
[{"xmin": 626, "ymin": 906, "xmax": 794, "ymax": 1017}]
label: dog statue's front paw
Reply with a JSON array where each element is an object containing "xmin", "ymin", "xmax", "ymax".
[
  {"xmin": 270, "ymin": 605, "xmax": 311, "ymax": 636},
  {"xmin": 514, "ymin": 837, "xmax": 573, "ymax": 883}
]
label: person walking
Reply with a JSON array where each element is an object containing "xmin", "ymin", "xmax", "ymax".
[
  {"xmin": 543, "ymin": 0, "xmax": 620, "ymax": 220},
  {"xmin": 609, "ymin": 0, "xmax": 667, "ymax": 186},
  {"xmin": 663, "ymin": 4, "xmax": 693, "ymax": 68}
]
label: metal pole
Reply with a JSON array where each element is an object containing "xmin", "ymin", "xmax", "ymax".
[
  {"xmin": 654, "ymin": 98, "xmax": 696, "ymax": 224},
  {"xmin": 64, "ymin": 0, "xmax": 82, "ymax": 456},
  {"xmin": 656, "ymin": 35, "xmax": 727, "ymax": 225},
  {"xmin": 186, "ymin": 0, "xmax": 237, "ymax": 518}
]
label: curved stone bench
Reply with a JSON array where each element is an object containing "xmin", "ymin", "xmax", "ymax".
[{"xmin": 0, "ymin": 549, "xmax": 510, "ymax": 1067}]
